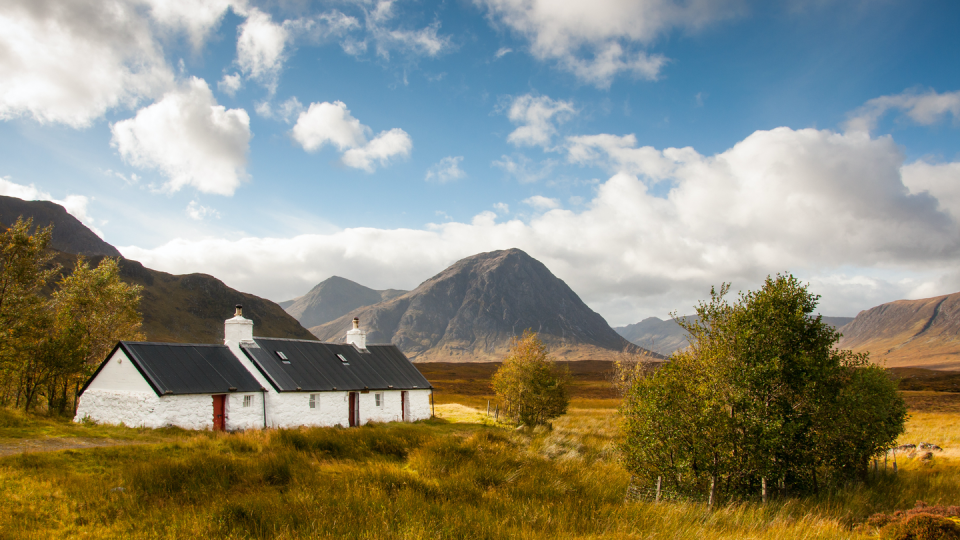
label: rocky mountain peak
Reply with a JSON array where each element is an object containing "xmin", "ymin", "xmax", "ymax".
[{"xmin": 311, "ymin": 248, "xmax": 654, "ymax": 362}]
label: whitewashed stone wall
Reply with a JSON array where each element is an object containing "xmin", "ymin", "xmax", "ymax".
[
  {"xmin": 226, "ymin": 392, "xmax": 266, "ymax": 430},
  {"xmin": 407, "ymin": 389, "xmax": 432, "ymax": 421},
  {"xmin": 75, "ymin": 390, "xmax": 213, "ymax": 430}
]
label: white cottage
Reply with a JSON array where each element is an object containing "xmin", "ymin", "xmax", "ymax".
[{"xmin": 75, "ymin": 307, "xmax": 433, "ymax": 430}]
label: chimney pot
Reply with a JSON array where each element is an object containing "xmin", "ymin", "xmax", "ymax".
[
  {"xmin": 235, "ymin": 304, "xmax": 243, "ymax": 317},
  {"xmin": 346, "ymin": 317, "xmax": 366, "ymax": 349}
]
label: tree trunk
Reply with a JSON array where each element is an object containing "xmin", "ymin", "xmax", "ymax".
[{"xmin": 761, "ymin": 477, "xmax": 767, "ymax": 504}]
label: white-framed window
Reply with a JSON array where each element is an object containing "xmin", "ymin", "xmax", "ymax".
[
  {"xmin": 375, "ymin": 392, "xmax": 382, "ymax": 407},
  {"xmin": 309, "ymin": 394, "xmax": 319, "ymax": 409},
  {"xmin": 243, "ymin": 395, "xmax": 253, "ymax": 407}
]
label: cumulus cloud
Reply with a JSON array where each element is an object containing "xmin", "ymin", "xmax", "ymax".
[
  {"xmin": 0, "ymin": 0, "xmax": 176, "ymax": 127},
  {"xmin": 425, "ymin": 156, "xmax": 466, "ymax": 183},
  {"xmin": 110, "ymin": 77, "xmax": 252, "ymax": 196},
  {"xmin": 845, "ymin": 88, "xmax": 960, "ymax": 133},
  {"xmin": 505, "ymin": 94, "xmax": 576, "ymax": 147},
  {"xmin": 291, "ymin": 101, "xmax": 411, "ymax": 171},
  {"xmin": 476, "ymin": 0, "xmax": 741, "ymax": 86},
  {"xmin": 233, "ymin": 7, "xmax": 359, "ymax": 94},
  {"xmin": 235, "ymin": 8, "xmax": 288, "ymax": 94},
  {"xmin": 0, "ymin": 176, "xmax": 102, "ymax": 236},
  {"xmin": 119, "ymin": 125, "xmax": 960, "ymax": 325},
  {"xmin": 523, "ymin": 195, "xmax": 561, "ymax": 210},
  {"xmin": 218, "ymin": 73, "xmax": 243, "ymax": 96}
]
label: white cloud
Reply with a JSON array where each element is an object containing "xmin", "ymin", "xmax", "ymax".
[
  {"xmin": 493, "ymin": 154, "xmax": 557, "ymax": 183},
  {"xmin": 291, "ymin": 101, "xmax": 411, "ymax": 171},
  {"xmin": 0, "ymin": 0, "xmax": 176, "ymax": 127},
  {"xmin": 493, "ymin": 202, "xmax": 510, "ymax": 213},
  {"xmin": 475, "ymin": 0, "xmax": 741, "ymax": 87},
  {"xmin": 523, "ymin": 195, "xmax": 561, "ymax": 210},
  {"xmin": 236, "ymin": 8, "xmax": 288, "ymax": 94},
  {"xmin": 0, "ymin": 176, "xmax": 102, "ymax": 236},
  {"xmin": 110, "ymin": 77, "xmax": 252, "ymax": 196},
  {"xmin": 342, "ymin": 129, "xmax": 413, "ymax": 172},
  {"xmin": 902, "ymin": 160, "xmax": 960, "ymax": 220},
  {"xmin": 186, "ymin": 200, "xmax": 221, "ymax": 220},
  {"xmin": 218, "ymin": 73, "xmax": 243, "ymax": 96},
  {"xmin": 425, "ymin": 156, "xmax": 466, "ymax": 183},
  {"xmin": 845, "ymin": 88, "xmax": 960, "ymax": 133},
  {"xmin": 233, "ymin": 8, "xmax": 359, "ymax": 95},
  {"xmin": 343, "ymin": 1, "xmax": 452, "ymax": 61},
  {"xmin": 505, "ymin": 94, "xmax": 576, "ymax": 147},
  {"xmin": 143, "ymin": 0, "xmax": 233, "ymax": 49},
  {"xmin": 494, "ymin": 47, "xmax": 513, "ymax": 59},
  {"xmin": 119, "ymin": 126, "xmax": 960, "ymax": 325}
]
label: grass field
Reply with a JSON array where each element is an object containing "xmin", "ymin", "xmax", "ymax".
[{"xmin": 1, "ymin": 364, "xmax": 959, "ymax": 539}]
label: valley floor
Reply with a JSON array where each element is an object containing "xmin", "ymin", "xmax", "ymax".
[{"xmin": 1, "ymin": 387, "xmax": 959, "ymax": 538}]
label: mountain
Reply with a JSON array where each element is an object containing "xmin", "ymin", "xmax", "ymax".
[
  {"xmin": 280, "ymin": 276, "xmax": 408, "ymax": 328},
  {"xmin": 0, "ymin": 196, "xmax": 315, "ymax": 344},
  {"xmin": 0, "ymin": 195, "xmax": 120, "ymax": 257},
  {"xmin": 310, "ymin": 248, "xmax": 655, "ymax": 362},
  {"xmin": 614, "ymin": 316, "xmax": 698, "ymax": 356},
  {"xmin": 837, "ymin": 293, "xmax": 960, "ymax": 370},
  {"xmin": 616, "ymin": 315, "xmax": 855, "ymax": 357}
]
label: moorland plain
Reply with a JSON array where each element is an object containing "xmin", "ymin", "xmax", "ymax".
[{"xmin": 1, "ymin": 364, "xmax": 959, "ymax": 539}]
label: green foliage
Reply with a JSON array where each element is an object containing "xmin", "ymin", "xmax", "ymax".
[
  {"xmin": 0, "ymin": 216, "xmax": 144, "ymax": 414},
  {"xmin": 619, "ymin": 274, "xmax": 907, "ymax": 500},
  {"xmin": 492, "ymin": 330, "xmax": 570, "ymax": 425}
]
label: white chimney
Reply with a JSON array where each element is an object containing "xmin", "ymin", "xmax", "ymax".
[
  {"xmin": 346, "ymin": 317, "xmax": 366, "ymax": 350},
  {"xmin": 224, "ymin": 304, "xmax": 254, "ymax": 344}
]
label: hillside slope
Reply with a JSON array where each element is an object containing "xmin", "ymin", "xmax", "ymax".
[
  {"xmin": 51, "ymin": 252, "xmax": 317, "ymax": 344},
  {"xmin": 837, "ymin": 293, "xmax": 960, "ymax": 370},
  {"xmin": 0, "ymin": 195, "xmax": 120, "ymax": 257},
  {"xmin": 0, "ymin": 195, "xmax": 315, "ymax": 345},
  {"xmin": 280, "ymin": 276, "xmax": 407, "ymax": 328},
  {"xmin": 311, "ymin": 248, "xmax": 654, "ymax": 362}
]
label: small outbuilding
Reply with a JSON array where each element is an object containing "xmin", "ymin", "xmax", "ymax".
[{"xmin": 75, "ymin": 307, "xmax": 433, "ymax": 430}]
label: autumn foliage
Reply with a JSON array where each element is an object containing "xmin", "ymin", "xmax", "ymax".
[{"xmin": 492, "ymin": 330, "xmax": 570, "ymax": 426}]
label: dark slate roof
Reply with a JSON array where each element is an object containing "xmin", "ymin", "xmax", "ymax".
[
  {"xmin": 240, "ymin": 338, "xmax": 432, "ymax": 393},
  {"xmin": 80, "ymin": 342, "xmax": 264, "ymax": 396}
]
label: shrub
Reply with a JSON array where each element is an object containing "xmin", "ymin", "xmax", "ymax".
[{"xmin": 493, "ymin": 330, "xmax": 570, "ymax": 426}]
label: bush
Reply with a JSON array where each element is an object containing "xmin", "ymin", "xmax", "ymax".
[
  {"xmin": 492, "ymin": 330, "xmax": 570, "ymax": 426},
  {"xmin": 620, "ymin": 275, "xmax": 907, "ymax": 500}
]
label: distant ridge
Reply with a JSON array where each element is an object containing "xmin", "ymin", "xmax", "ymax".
[
  {"xmin": 311, "ymin": 248, "xmax": 658, "ymax": 362},
  {"xmin": 0, "ymin": 195, "xmax": 120, "ymax": 257},
  {"xmin": 1, "ymin": 196, "xmax": 314, "ymax": 344},
  {"xmin": 616, "ymin": 315, "xmax": 854, "ymax": 357},
  {"xmin": 281, "ymin": 276, "xmax": 408, "ymax": 328},
  {"xmin": 838, "ymin": 293, "xmax": 960, "ymax": 370}
]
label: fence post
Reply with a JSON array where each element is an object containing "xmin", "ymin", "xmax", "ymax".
[
  {"xmin": 761, "ymin": 477, "xmax": 767, "ymax": 504},
  {"xmin": 487, "ymin": 400, "xmax": 490, "ymax": 417},
  {"xmin": 656, "ymin": 476, "xmax": 662, "ymax": 502}
]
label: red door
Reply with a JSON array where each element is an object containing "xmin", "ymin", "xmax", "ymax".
[
  {"xmin": 401, "ymin": 391, "xmax": 407, "ymax": 422},
  {"xmin": 213, "ymin": 395, "xmax": 226, "ymax": 431},
  {"xmin": 349, "ymin": 392, "xmax": 358, "ymax": 427}
]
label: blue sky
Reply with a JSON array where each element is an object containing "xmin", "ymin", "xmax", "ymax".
[{"xmin": 2, "ymin": 0, "xmax": 960, "ymax": 326}]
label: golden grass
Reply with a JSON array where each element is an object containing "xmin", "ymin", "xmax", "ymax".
[{"xmin": 1, "ymin": 392, "xmax": 959, "ymax": 539}]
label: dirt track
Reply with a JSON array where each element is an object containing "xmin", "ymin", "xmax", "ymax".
[{"xmin": 0, "ymin": 438, "xmax": 149, "ymax": 457}]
